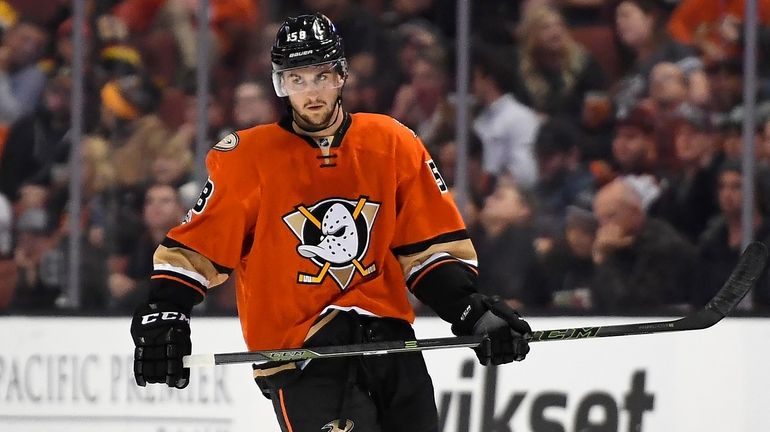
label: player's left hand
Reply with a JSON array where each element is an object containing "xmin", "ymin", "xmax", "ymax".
[{"xmin": 453, "ymin": 294, "xmax": 532, "ymax": 365}]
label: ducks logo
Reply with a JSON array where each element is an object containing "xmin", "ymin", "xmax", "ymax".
[
  {"xmin": 283, "ymin": 196, "xmax": 380, "ymax": 290},
  {"xmin": 322, "ymin": 419, "xmax": 354, "ymax": 432}
]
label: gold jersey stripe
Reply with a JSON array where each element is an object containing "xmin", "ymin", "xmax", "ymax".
[{"xmin": 154, "ymin": 245, "xmax": 229, "ymax": 289}]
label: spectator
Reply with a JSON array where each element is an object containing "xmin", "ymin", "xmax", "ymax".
[
  {"xmin": 512, "ymin": 5, "xmax": 608, "ymax": 121},
  {"xmin": 232, "ymin": 80, "xmax": 278, "ymax": 129},
  {"xmin": 472, "ymin": 43, "xmax": 541, "ymax": 189},
  {"xmin": 641, "ymin": 62, "xmax": 690, "ymax": 168},
  {"xmin": 697, "ymin": 161, "xmax": 770, "ymax": 311},
  {"xmin": 591, "ymin": 178, "xmax": 697, "ymax": 313},
  {"xmin": 611, "ymin": 0, "xmax": 709, "ymax": 118},
  {"xmin": 98, "ymin": 74, "xmax": 169, "ymax": 188},
  {"xmin": 719, "ymin": 106, "xmax": 764, "ymax": 162},
  {"xmin": 10, "ymin": 207, "xmax": 62, "ymax": 311},
  {"xmin": 531, "ymin": 205, "xmax": 597, "ymax": 310},
  {"xmin": 706, "ymin": 59, "xmax": 743, "ymax": 114},
  {"xmin": 0, "ymin": 19, "xmax": 48, "ymax": 124},
  {"xmin": 389, "ymin": 48, "xmax": 452, "ymax": 150},
  {"xmin": 97, "ymin": 42, "xmax": 143, "ymax": 84},
  {"xmin": 0, "ymin": 70, "xmax": 73, "ymax": 203},
  {"xmin": 92, "ymin": 13, "xmax": 145, "ymax": 87},
  {"xmin": 108, "ymin": 183, "xmax": 185, "ymax": 311},
  {"xmin": 667, "ymin": 0, "xmax": 770, "ymax": 66},
  {"xmin": 611, "ymin": 104, "xmax": 660, "ymax": 178},
  {"xmin": 651, "ymin": 105, "xmax": 722, "ymax": 242},
  {"xmin": 532, "ymin": 117, "xmax": 596, "ymax": 234},
  {"xmin": 381, "ymin": 20, "xmax": 444, "ymax": 112},
  {"xmin": 471, "ymin": 177, "xmax": 547, "ymax": 310},
  {"xmin": 646, "ymin": 62, "xmax": 688, "ymax": 116},
  {"xmin": 96, "ymin": 74, "xmax": 172, "ymax": 269}
]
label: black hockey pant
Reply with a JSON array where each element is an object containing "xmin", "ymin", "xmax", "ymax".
[{"xmin": 253, "ymin": 310, "xmax": 439, "ymax": 432}]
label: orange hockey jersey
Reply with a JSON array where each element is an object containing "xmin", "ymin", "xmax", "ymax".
[{"xmin": 151, "ymin": 112, "xmax": 477, "ymax": 351}]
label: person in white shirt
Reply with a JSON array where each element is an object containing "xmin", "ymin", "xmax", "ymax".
[{"xmin": 472, "ymin": 44, "xmax": 541, "ymax": 189}]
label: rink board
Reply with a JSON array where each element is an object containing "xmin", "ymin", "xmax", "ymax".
[{"xmin": 0, "ymin": 316, "xmax": 768, "ymax": 432}]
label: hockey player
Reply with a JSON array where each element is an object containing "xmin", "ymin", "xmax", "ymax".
[{"xmin": 131, "ymin": 13, "xmax": 531, "ymax": 431}]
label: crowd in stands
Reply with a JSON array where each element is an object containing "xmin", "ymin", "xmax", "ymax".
[{"xmin": 1, "ymin": 0, "xmax": 770, "ymax": 316}]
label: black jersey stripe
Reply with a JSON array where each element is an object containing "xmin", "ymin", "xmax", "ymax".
[
  {"xmin": 405, "ymin": 255, "xmax": 459, "ymax": 289},
  {"xmin": 392, "ymin": 229, "xmax": 470, "ymax": 257},
  {"xmin": 152, "ymin": 269, "xmax": 208, "ymax": 293}
]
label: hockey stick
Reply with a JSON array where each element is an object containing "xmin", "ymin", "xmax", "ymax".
[{"xmin": 183, "ymin": 241, "xmax": 768, "ymax": 368}]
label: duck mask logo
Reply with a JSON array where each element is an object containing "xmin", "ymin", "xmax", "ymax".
[
  {"xmin": 283, "ymin": 196, "xmax": 380, "ymax": 290},
  {"xmin": 322, "ymin": 419, "xmax": 354, "ymax": 431}
]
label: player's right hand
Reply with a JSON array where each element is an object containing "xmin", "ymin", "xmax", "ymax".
[{"xmin": 131, "ymin": 302, "xmax": 192, "ymax": 389}]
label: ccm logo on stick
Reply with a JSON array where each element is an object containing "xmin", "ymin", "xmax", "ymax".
[{"xmin": 141, "ymin": 312, "xmax": 190, "ymax": 325}]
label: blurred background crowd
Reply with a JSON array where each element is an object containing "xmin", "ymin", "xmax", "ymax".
[{"xmin": 0, "ymin": 0, "xmax": 770, "ymax": 316}]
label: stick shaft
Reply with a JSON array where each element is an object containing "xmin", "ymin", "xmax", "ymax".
[{"xmin": 183, "ymin": 242, "xmax": 767, "ymax": 367}]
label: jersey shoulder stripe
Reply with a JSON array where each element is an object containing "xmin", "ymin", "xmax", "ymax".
[
  {"xmin": 392, "ymin": 229, "xmax": 469, "ymax": 257},
  {"xmin": 406, "ymin": 256, "xmax": 479, "ymax": 291},
  {"xmin": 161, "ymin": 237, "xmax": 233, "ymax": 274}
]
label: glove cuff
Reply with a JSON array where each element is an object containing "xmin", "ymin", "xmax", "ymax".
[
  {"xmin": 148, "ymin": 278, "xmax": 200, "ymax": 313},
  {"xmin": 449, "ymin": 293, "xmax": 489, "ymax": 336}
]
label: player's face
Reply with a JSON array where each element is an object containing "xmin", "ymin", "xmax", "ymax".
[{"xmin": 285, "ymin": 64, "xmax": 344, "ymax": 129}]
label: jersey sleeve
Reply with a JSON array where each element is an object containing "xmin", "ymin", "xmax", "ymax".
[
  {"xmin": 389, "ymin": 124, "xmax": 478, "ymax": 292},
  {"xmin": 149, "ymin": 132, "xmax": 259, "ymax": 306}
]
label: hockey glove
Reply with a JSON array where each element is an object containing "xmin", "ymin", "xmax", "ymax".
[
  {"xmin": 131, "ymin": 301, "xmax": 192, "ymax": 388},
  {"xmin": 452, "ymin": 294, "xmax": 532, "ymax": 366}
]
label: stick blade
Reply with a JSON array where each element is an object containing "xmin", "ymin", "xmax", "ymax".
[{"xmin": 707, "ymin": 241, "xmax": 769, "ymax": 317}]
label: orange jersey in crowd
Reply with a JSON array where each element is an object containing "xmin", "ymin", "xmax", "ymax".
[
  {"xmin": 668, "ymin": 0, "xmax": 770, "ymax": 60},
  {"xmin": 114, "ymin": 0, "xmax": 258, "ymax": 34},
  {"xmin": 151, "ymin": 113, "xmax": 477, "ymax": 351}
]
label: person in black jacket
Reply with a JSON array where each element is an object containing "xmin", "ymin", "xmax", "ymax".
[
  {"xmin": 697, "ymin": 161, "xmax": 770, "ymax": 312},
  {"xmin": 591, "ymin": 178, "xmax": 697, "ymax": 313}
]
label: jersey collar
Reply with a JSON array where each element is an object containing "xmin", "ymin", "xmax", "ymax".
[{"xmin": 278, "ymin": 110, "xmax": 352, "ymax": 149}]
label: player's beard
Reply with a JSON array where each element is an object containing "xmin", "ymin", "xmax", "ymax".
[{"xmin": 293, "ymin": 98, "xmax": 341, "ymax": 133}]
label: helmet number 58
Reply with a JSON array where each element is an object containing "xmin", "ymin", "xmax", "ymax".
[{"xmin": 286, "ymin": 30, "xmax": 307, "ymax": 42}]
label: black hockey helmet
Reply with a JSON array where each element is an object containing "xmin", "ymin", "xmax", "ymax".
[{"xmin": 271, "ymin": 13, "xmax": 348, "ymax": 97}]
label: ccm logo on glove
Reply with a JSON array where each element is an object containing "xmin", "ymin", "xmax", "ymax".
[{"xmin": 140, "ymin": 311, "xmax": 191, "ymax": 325}]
